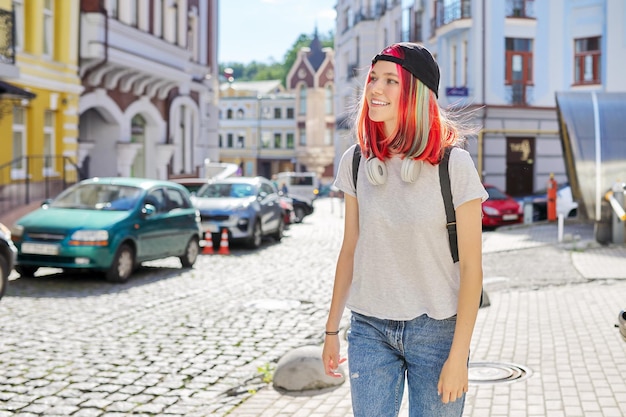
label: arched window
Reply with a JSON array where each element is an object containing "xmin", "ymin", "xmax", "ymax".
[
  {"xmin": 130, "ymin": 114, "xmax": 146, "ymax": 177},
  {"xmin": 236, "ymin": 109, "xmax": 244, "ymax": 119},
  {"xmin": 227, "ymin": 109, "xmax": 233, "ymax": 119}
]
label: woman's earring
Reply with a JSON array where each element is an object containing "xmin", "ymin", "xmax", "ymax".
[
  {"xmin": 365, "ymin": 157, "xmax": 388, "ymax": 185},
  {"xmin": 400, "ymin": 158, "xmax": 421, "ymax": 183}
]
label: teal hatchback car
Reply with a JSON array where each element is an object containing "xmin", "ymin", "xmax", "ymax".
[{"xmin": 11, "ymin": 177, "xmax": 203, "ymax": 283}]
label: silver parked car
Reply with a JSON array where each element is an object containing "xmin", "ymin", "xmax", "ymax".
[{"xmin": 191, "ymin": 176, "xmax": 285, "ymax": 249}]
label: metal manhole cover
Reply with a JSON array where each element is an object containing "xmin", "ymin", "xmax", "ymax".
[
  {"xmin": 244, "ymin": 299, "xmax": 301, "ymax": 311},
  {"xmin": 468, "ymin": 362, "xmax": 532, "ymax": 384}
]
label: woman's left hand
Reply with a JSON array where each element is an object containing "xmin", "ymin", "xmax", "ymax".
[{"xmin": 437, "ymin": 356, "xmax": 469, "ymax": 403}]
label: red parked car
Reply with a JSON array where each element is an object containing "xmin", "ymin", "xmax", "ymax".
[{"xmin": 482, "ymin": 184, "xmax": 523, "ymax": 229}]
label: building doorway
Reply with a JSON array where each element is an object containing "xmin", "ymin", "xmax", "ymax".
[{"xmin": 506, "ymin": 137, "xmax": 534, "ymax": 196}]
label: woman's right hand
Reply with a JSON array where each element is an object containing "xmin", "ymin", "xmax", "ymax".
[{"xmin": 322, "ymin": 335, "xmax": 346, "ymax": 377}]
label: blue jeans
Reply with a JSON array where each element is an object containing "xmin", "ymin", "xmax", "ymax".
[{"xmin": 347, "ymin": 312, "xmax": 465, "ymax": 417}]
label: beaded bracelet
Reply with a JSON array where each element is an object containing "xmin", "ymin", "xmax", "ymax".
[{"xmin": 325, "ymin": 330, "xmax": 340, "ymax": 336}]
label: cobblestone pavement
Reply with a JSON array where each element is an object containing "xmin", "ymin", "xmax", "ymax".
[
  {"xmin": 1, "ymin": 198, "xmax": 625, "ymax": 417},
  {"xmin": 0, "ymin": 199, "xmax": 347, "ymax": 416}
]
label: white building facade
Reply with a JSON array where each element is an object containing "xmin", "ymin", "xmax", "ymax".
[
  {"xmin": 218, "ymin": 80, "xmax": 298, "ymax": 179},
  {"xmin": 78, "ymin": 0, "xmax": 219, "ymax": 180},
  {"xmin": 217, "ymin": 32, "xmax": 336, "ymax": 182},
  {"xmin": 333, "ymin": 0, "xmax": 626, "ymax": 196}
]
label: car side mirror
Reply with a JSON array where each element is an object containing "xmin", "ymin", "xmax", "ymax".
[{"xmin": 142, "ymin": 204, "xmax": 156, "ymax": 216}]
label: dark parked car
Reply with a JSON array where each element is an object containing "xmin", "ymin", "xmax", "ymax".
[
  {"xmin": 0, "ymin": 222, "xmax": 18, "ymax": 300},
  {"xmin": 169, "ymin": 177, "xmax": 209, "ymax": 195},
  {"xmin": 291, "ymin": 197, "xmax": 314, "ymax": 223},
  {"xmin": 11, "ymin": 177, "xmax": 203, "ymax": 283},
  {"xmin": 482, "ymin": 184, "xmax": 523, "ymax": 229},
  {"xmin": 517, "ymin": 183, "xmax": 579, "ymax": 221},
  {"xmin": 191, "ymin": 176, "xmax": 285, "ymax": 249}
]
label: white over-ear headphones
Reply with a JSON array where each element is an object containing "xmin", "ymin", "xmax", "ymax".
[{"xmin": 365, "ymin": 157, "xmax": 422, "ymax": 185}]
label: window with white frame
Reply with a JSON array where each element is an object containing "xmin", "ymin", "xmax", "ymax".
[
  {"xmin": 42, "ymin": 0, "xmax": 53, "ymax": 57},
  {"xmin": 299, "ymin": 128, "xmax": 306, "ymax": 146},
  {"xmin": 12, "ymin": 107, "xmax": 26, "ymax": 179},
  {"xmin": 129, "ymin": 0, "xmax": 138, "ymax": 27},
  {"xmin": 108, "ymin": 0, "xmax": 119, "ymax": 18},
  {"xmin": 188, "ymin": 9, "xmax": 199, "ymax": 60},
  {"xmin": 261, "ymin": 132, "xmax": 271, "ymax": 149},
  {"xmin": 13, "ymin": 0, "xmax": 24, "ymax": 50},
  {"xmin": 237, "ymin": 134, "xmax": 245, "ymax": 148},
  {"xmin": 451, "ymin": 44, "xmax": 457, "ymax": 86},
  {"xmin": 161, "ymin": 0, "xmax": 178, "ymax": 44},
  {"xmin": 43, "ymin": 110, "xmax": 56, "ymax": 176},
  {"xmin": 324, "ymin": 127, "xmax": 333, "ymax": 145},
  {"xmin": 462, "ymin": 40, "xmax": 468, "ymax": 86},
  {"xmin": 273, "ymin": 133, "xmax": 281, "ymax": 148},
  {"xmin": 153, "ymin": 0, "xmax": 164, "ymax": 36},
  {"xmin": 286, "ymin": 132, "xmax": 294, "ymax": 149},
  {"xmin": 574, "ymin": 36, "xmax": 601, "ymax": 85}
]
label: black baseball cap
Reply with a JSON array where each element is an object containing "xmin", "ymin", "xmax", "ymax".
[{"xmin": 372, "ymin": 43, "xmax": 440, "ymax": 98}]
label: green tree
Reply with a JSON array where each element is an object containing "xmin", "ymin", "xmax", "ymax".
[{"xmin": 219, "ymin": 31, "xmax": 334, "ymax": 87}]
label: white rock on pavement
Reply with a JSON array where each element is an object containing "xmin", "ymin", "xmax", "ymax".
[{"xmin": 273, "ymin": 345, "xmax": 346, "ymax": 391}]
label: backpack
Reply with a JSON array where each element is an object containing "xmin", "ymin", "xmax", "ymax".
[{"xmin": 351, "ymin": 145, "xmax": 458, "ymax": 262}]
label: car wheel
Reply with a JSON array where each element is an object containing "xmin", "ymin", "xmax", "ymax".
[
  {"xmin": 180, "ymin": 236, "xmax": 200, "ymax": 268},
  {"xmin": 247, "ymin": 221, "xmax": 262, "ymax": 249},
  {"xmin": 273, "ymin": 217, "xmax": 285, "ymax": 242},
  {"xmin": 106, "ymin": 244, "xmax": 134, "ymax": 283},
  {"xmin": 15, "ymin": 265, "xmax": 38, "ymax": 278},
  {"xmin": 0, "ymin": 256, "xmax": 8, "ymax": 300},
  {"xmin": 294, "ymin": 206, "xmax": 305, "ymax": 223}
]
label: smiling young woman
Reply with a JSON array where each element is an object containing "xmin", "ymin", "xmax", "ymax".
[{"xmin": 322, "ymin": 42, "xmax": 488, "ymax": 417}]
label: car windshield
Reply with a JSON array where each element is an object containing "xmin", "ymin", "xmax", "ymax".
[
  {"xmin": 51, "ymin": 183, "xmax": 143, "ymax": 211},
  {"xmin": 197, "ymin": 183, "xmax": 255, "ymax": 198},
  {"xmin": 486, "ymin": 186, "xmax": 509, "ymax": 201}
]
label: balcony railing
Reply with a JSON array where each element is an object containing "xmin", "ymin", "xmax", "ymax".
[
  {"xmin": 506, "ymin": 0, "xmax": 536, "ymax": 18},
  {"xmin": 0, "ymin": 8, "xmax": 15, "ymax": 65},
  {"xmin": 434, "ymin": 0, "xmax": 471, "ymax": 29},
  {"xmin": 0, "ymin": 156, "xmax": 81, "ymax": 219},
  {"xmin": 506, "ymin": 82, "xmax": 533, "ymax": 106}
]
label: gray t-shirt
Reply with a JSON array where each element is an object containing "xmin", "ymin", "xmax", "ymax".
[{"xmin": 334, "ymin": 144, "xmax": 488, "ymax": 321}]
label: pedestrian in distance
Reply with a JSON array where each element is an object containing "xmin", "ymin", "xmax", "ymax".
[{"xmin": 322, "ymin": 42, "xmax": 488, "ymax": 417}]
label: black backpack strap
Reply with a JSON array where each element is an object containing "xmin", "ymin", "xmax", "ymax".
[
  {"xmin": 439, "ymin": 147, "xmax": 459, "ymax": 263},
  {"xmin": 352, "ymin": 144, "xmax": 362, "ymax": 192}
]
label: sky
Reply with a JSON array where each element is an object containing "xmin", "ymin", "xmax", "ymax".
[{"xmin": 218, "ymin": 0, "xmax": 337, "ymax": 65}]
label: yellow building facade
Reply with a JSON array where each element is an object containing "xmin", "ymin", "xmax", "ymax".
[{"xmin": 0, "ymin": 0, "xmax": 82, "ymax": 192}]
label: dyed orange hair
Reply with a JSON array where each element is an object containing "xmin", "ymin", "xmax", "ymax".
[{"xmin": 355, "ymin": 44, "xmax": 462, "ymax": 165}]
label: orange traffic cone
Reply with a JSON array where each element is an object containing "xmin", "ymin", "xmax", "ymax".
[
  {"xmin": 201, "ymin": 232, "xmax": 214, "ymax": 255},
  {"xmin": 217, "ymin": 228, "xmax": 230, "ymax": 255}
]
